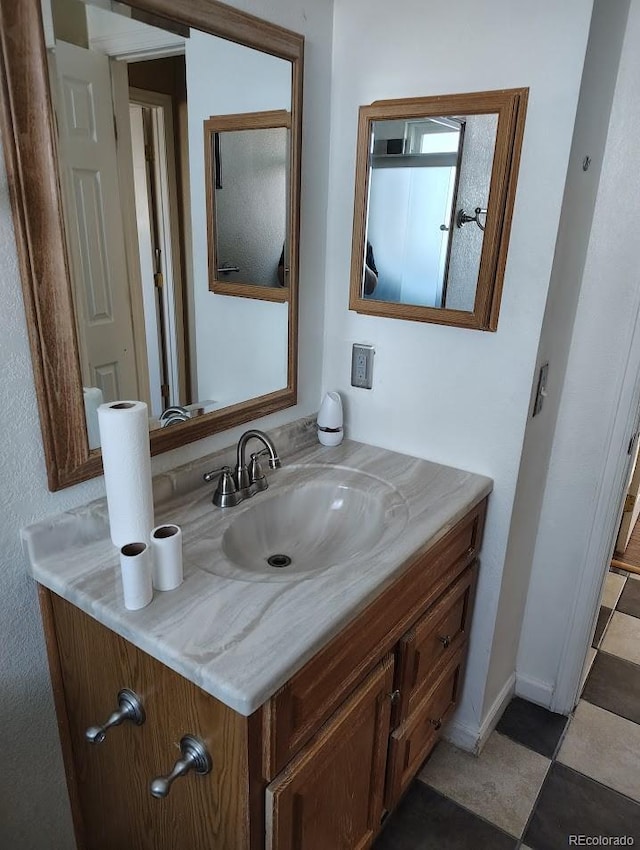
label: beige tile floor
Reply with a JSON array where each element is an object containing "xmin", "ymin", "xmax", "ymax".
[
  {"xmin": 580, "ymin": 645, "xmax": 598, "ymax": 690},
  {"xmin": 418, "ymin": 731, "xmax": 550, "ymax": 838},
  {"xmin": 601, "ymin": 571, "xmax": 626, "ymax": 608},
  {"xmin": 601, "ymin": 610, "xmax": 640, "ymax": 664},
  {"xmin": 558, "ymin": 699, "xmax": 640, "ymax": 802}
]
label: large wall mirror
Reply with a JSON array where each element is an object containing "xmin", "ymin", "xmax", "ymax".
[
  {"xmin": 0, "ymin": 0, "xmax": 303, "ymax": 489},
  {"xmin": 350, "ymin": 89, "xmax": 528, "ymax": 331}
]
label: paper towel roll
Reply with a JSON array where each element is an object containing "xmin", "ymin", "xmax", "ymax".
[
  {"xmin": 120, "ymin": 542, "xmax": 153, "ymax": 610},
  {"xmin": 83, "ymin": 387, "xmax": 104, "ymax": 450},
  {"xmin": 98, "ymin": 400, "xmax": 154, "ymax": 548},
  {"xmin": 151, "ymin": 524, "xmax": 183, "ymax": 591}
]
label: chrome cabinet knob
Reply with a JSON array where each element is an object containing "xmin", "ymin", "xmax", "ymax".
[
  {"xmin": 85, "ymin": 688, "xmax": 145, "ymax": 744},
  {"xmin": 438, "ymin": 635, "xmax": 452, "ymax": 649},
  {"xmin": 150, "ymin": 735, "xmax": 212, "ymax": 799},
  {"xmin": 430, "ymin": 717, "xmax": 443, "ymax": 731}
]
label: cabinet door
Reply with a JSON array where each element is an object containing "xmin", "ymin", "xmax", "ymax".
[
  {"xmin": 48, "ymin": 592, "xmax": 251, "ymax": 850},
  {"xmin": 266, "ymin": 655, "xmax": 394, "ymax": 850}
]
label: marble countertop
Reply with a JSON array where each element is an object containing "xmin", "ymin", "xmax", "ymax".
[{"xmin": 22, "ymin": 429, "xmax": 492, "ymax": 716}]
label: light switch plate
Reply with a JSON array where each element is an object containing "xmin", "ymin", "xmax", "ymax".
[{"xmin": 351, "ymin": 344, "xmax": 374, "ymax": 389}]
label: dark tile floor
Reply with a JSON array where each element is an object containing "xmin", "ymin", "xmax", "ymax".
[
  {"xmin": 592, "ymin": 605, "xmax": 612, "ymax": 647},
  {"xmin": 495, "ymin": 696, "xmax": 567, "ymax": 759},
  {"xmin": 373, "ymin": 570, "xmax": 640, "ymax": 849}
]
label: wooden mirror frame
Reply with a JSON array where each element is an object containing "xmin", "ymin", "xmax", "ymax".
[
  {"xmin": 204, "ymin": 108, "xmax": 292, "ymax": 301},
  {"xmin": 349, "ymin": 88, "xmax": 528, "ymax": 331},
  {"xmin": 0, "ymin": 0, "xmax": 303, "ymax": 490}
]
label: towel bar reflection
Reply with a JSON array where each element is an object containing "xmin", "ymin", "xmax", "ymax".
[{"xmin": 456, "ymin": 207, "xmax": 487, "ymax": 232}]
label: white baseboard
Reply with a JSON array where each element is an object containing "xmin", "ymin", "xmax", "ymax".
[
  {"xmin": 444, "ymin": 673, "xmax": 515, "ymax": 755},
  {"xmin": 515, "ymin": 672, "xmax": 554, "ymax": 707}
]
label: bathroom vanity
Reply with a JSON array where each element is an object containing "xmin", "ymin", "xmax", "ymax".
[{"xmin": 24, "ymin": 435, "xmax": 491, "ymax": 849}]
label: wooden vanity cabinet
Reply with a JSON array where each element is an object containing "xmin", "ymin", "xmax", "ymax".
[
  {"xmin": 40, "ymin": 498, "xmax": 486, "ymax": 850},
  {"xmin": 41, "ymin": 590, "xmax": 255, "ymax": 850}
]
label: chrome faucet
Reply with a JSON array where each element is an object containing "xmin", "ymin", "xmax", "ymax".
[
  {"xmin": 159, "ymin": 406, "xmax": 190, "ymax": 427},
  {"xmin": 203, "ymin": 429, "xmax": 281, "ymax": 508}
]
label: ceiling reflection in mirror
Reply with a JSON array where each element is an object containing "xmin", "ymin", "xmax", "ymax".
[
  {"xmin": 42, "ymin": 0, "xmax": 292, "ymax": 447},
  {"xmin": 362, "ymin": 113, "xmax": 498, "ymax": 311}
]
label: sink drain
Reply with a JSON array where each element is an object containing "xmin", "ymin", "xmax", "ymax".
[{"xmin": 267, "ymin": 554, "xmax": 292, "ymax": 569}]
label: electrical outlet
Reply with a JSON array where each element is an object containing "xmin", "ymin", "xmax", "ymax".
[{"xmin": 351, "ymin": 344, "xmax": 374, "ymax": 389}]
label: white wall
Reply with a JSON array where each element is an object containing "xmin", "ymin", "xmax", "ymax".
[
  {"xmin": 0, "ymin": 0, "xmax": 333, "ymax": 845},
  {"xmin": 187, "ymin": 32, "xmax": 290, "ymax": 405},
  {"xmin": 323, "ymin": 0, "xmax": 593, "ymax": 745},
  {"xmin": 517, "ymin": 0, "xmax": 640, "ymax": 709}
]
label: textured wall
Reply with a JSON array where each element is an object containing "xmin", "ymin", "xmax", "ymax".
[
  {"xmin": 516, "ymin": 0, "xmax": 638, "ymax": 709},
  {"xmin": 0, "ymin": 142, "xmax": 82, "ymax": 848},
  {"xmin": 323, "ymin": 0, "xmax": 593, "ymax": 747},
  {"xmin": 0, "ymin": 0, "xmax": 333, "ymax": 845},
  {"xmin": 216, "ymin": 127, "xmax": 287, "ymax": 288}
]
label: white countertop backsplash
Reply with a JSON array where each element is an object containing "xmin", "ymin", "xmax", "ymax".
[{"xmin": 22, "ymin": 418, "xmax": 492, "ymax": 716}]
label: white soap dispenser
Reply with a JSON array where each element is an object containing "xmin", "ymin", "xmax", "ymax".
[{"xmin": 317, "ymin": 391, "xmax": 343, "ymax": 446}]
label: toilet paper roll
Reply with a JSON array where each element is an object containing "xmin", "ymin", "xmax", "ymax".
[
  {"xmin": 83, "ymin": 387, "xmax": 104, "ymax": 450},
  {"xmin": 98, "ymin": 400, "xmax": 154, "ymax": 548},
  {"xmin": 120, "ymin": 542, "xmax": 153, "ymax": 610},
  {"xmin": 151, "ymin": 524, "xmax": 183, "ymax": 591}
]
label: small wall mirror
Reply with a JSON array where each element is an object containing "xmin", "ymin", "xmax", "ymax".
[
  {"xmin": 0, "ymin": 0, "xmax": 303, "ymax": 489},
  {"xmin": 205, "ymin": 109, "xmax": 292, "ymax": 299},
  {"xmin": 350, "ymin": 89, "xmax": 528, "ymax": 331}
]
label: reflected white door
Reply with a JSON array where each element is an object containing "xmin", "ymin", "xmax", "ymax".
[{"xmin": 53, "ymin": 40, "xmax": 140, "ymax": 402}]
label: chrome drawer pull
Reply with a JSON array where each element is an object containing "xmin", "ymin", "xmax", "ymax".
[
  {"xmin": 388, "ymin": 689, "xmax": 401, "ymax": 704},
  {"xmin": 150, "ymin": 735, "xmax": 212, "ymax": 799},
  {"xmin": 438, "ymin": 635, "xmax": 451, "ymax": 649},
  {"xmin": 85, "ymin": 688, "xmax": 145, "ymax": 744},
  {"xmin": 429, "ymin": 718, "xmax": 443, "ymax": 731}
]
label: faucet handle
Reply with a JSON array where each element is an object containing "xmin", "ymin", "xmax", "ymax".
[
  {"xmin": 248, "ymin": 453, "xmax": 268, "ymax": 492},
  {"xmin": 252, "ymin": 446, "xmax": 281, "ymax": 470},
  {"xmin": 203, "ymin": 465, "xmax": 230, "ymax": 482},
  {"xmin": 203, "ymin": 466, "xmax": 242, "ymax": 508}
]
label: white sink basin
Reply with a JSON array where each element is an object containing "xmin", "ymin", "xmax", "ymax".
[{"xmin": 213, "ymin": 464, "xmax": 409, "ymax": 582}]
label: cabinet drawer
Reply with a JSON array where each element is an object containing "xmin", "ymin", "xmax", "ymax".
[
  {"xmin": 263, "ymin": 500, "xmax": 486, "ymax": 778},
  {"xmin": 385, "ymin": 649, "xmax": 464, "ymax": 809},
  {"xmin": 393, "ymin": 564, "xmax": 476, "ymax": 724}
]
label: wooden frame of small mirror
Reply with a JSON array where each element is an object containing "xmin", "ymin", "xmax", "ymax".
[
  {"xmin": 204, "ymin": 108, "xmax": 293, "ymax": 302},
  {"xmin": 349, "ymin": 88, "xmax": 528, "ymax": 331},
  {"xmin": 0, "ymin": 0, "xmax": 303, "ymax": 490}
]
